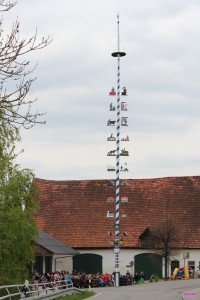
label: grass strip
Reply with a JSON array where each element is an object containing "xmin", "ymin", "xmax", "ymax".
[{"xmin": 57, "ymin": 290, "xmax": 95, "ymax": 300}]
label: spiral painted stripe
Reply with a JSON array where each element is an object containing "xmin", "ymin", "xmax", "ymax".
[{"xmin": 115, "ymin": 55, "xmax": 121, "ymax": 270}]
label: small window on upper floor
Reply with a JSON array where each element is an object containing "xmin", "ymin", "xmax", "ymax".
[
  {"xmin": 139, "ymin": 228, "xmax": 154, "ymax": 248},
  {"xmin": 140, "ymin": 236, "xmax": 153, "ymax": 247}
]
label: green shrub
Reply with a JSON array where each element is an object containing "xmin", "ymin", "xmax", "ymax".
[{"xmin": 153, "ymin": 274, "xmax": 160, "ymax": 282}]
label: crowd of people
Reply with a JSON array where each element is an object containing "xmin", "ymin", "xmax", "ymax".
[{"xmin": 33, "ymin": 270, "xmax": 146, "ymax": 289}]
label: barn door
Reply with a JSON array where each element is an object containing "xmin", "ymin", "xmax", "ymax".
[
  {"xmin": 73, "ymin": 253, "xmax": 102, "ymax": 274},
  {"xmin": 135, "ymin": 253, "xmax": 162, "ymax": 279}
]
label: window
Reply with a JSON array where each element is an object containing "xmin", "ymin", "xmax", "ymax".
[
  {"xmin": 45, "ymin": 256, "xmax": 52, "ymax": 273},
  {"xmin": 35, "ymin": 256, "xmax": 43, "ymax": 275},
  {"xmin": 139, "ymin": 228, "xmax": 154, "ymax": 248},
  {"xmin": 171, "ymin": 260, "xmax": 180, "ymax": 273},
  {"xmin": 140, "ymin": 236, "xmax": 153, "ymax": 247},
  {"xmin": 188, "ymin": 261, "xmax": 195, "ymax": 270}
]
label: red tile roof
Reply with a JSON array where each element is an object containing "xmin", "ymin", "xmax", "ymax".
[{"xmin": 34, "ymin": 176, "xmax": 200, "ymax": 249}]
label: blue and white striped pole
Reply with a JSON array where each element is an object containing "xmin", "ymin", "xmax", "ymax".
[{"xmin": 111, "ymin": 15, "xmax": 126, "ymax": 287}]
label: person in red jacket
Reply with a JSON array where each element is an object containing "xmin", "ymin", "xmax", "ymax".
[{"xmin": 102, "ymin": 273, "xmax": 110, "ymax": 287}]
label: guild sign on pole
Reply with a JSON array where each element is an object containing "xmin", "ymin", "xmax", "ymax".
[
  {"xmin": 183, "ymin": 252, "xmax": 190, "ymax": 259},
  {"xmin": 114, "ymin": 223, "xmax": 120, "ymax": 231}
]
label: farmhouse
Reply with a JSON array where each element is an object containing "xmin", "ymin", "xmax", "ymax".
[{"xmin": 34, "ymin": 176, "xmax": 200, "ymax": 279}]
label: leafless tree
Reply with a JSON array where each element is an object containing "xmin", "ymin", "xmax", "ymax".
[
  {"xmin": 0, "ymin": 0, "xmax": 52, "ymax": 129},
  {"xmin": 151, "ymin": 219, "xmax": 179, "ymax": 281},
  {"xmin": 0, "ymin": 0, "xmax": 16, "ymax": 11}
]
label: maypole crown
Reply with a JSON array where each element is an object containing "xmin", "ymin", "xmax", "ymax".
[{"xmin": 111, "ymin": 51, "xmax": 126, "ymax": 57}]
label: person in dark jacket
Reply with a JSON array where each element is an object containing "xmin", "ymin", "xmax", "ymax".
[{"xmin": 134, "ymin": 272, "xmax": 139, "ymax": 284}]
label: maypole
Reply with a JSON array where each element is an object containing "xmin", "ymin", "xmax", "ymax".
[{"xmin": 110, "ymin": 15, "xmax": 126, "ymax": 287}]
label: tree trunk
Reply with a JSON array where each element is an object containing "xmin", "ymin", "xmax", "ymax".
[{"xmin": 164, "ymin": 252, "xmax": 168, "ymax": 281}]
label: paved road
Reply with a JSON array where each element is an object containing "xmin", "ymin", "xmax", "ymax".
[{"xmin": 90, "ymin": 279, "xmax": 200, "ymax": 300}]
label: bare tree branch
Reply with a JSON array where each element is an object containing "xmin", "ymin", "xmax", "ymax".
[
  {"xmin": 0, "ymin": 1, "xmax": 52, "ymax": 129},
  {"xmin": 0, "ymin": 0, "xmax": 16, "ymax": 12}
]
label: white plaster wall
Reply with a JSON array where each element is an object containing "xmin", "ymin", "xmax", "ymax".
[
  {"xmin": 79, "ymin": 249, "xmax": 133, "ymax": 275},
  {"xmin": 54, "ymin": 255, "xmax": 73, "ymax": 272},
  {"xmin": 170, "ymin": 250, "xmax": 200, "ymax": 272},
  {"xmin": 52, "ymin": 248, "xmax": 200, "ymax": 277}
]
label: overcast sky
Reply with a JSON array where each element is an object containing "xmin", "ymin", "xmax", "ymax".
[{"xmin": 6, "ymin": 0, "xmax": 200, "ymax": 180}]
